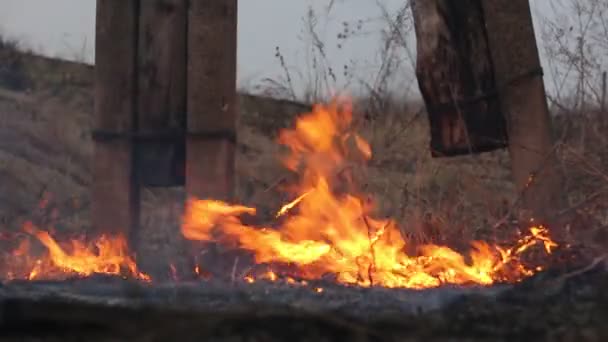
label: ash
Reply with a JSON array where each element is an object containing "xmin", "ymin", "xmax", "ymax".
[
  {"xmin": 0, "ymin": 275, "xmax": 509, "ymax": 321},
  {"xmin": 1, "ymin": 262, "xmax": 606, "ymax": 341}
]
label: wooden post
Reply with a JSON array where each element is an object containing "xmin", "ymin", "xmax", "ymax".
[
  {"xmin": 92, "ymin": 0, "xmax": 140, "ymax": 243},
  {"xmin": 186, "ymin": 0, "xmax": 238, "ymax": 201},
  {"xmin": 481, "ymin": 0, "xmax": 567, "ymax": 228},
  {"xmin": 186, "ymin": 0, "xmax": 238, "ymax": 269},
  {"xmin": 136, "ymin": 0, "xmax": 188, "ymax": 188},
  {"xmin": 92, "ymin": 0, "xmax": 238, "ymax": 273},
  {"xmin": 131, "ymin": 0, "xmax": 189, "ymax": 278}
]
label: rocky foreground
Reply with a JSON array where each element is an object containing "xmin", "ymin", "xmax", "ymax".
[{"xmin": 0, "ymin": 257, "xmax": 606, "ymax": 341}]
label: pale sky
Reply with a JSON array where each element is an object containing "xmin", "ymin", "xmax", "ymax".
[{"xmin": 0, "ymin": 1, "xmax": 579, "ymax": 99}]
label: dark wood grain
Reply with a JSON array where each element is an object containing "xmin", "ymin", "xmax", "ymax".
[
  {"xmin": 411, "ymin": 0, "xmax": 508, "ymax": 157},
  {"xmin": 136, "ymin": 0, "xmax": 188, "ymax": 187},
  {"xmin": 92, "ymin": 0, "xmax": 139, "ymax": 243},
  {"xmin": 186, "ymin": 0, "xmax": 238, "ymax": 202}
]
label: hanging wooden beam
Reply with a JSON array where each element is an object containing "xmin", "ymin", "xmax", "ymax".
[
  {"xmin": 411, "ymin": 0, "xmax": 508, "ymax": 157},
  {"xmin": 92, "ymin": 0, "xmax": 139, "ymax": 243},
  {"xmin": 186, "ymin": 0, "xmax": 238, "ymax": 202},
  {"xmin": 481, "ymin": 0, "xmax": 567, "ymax": 227}
]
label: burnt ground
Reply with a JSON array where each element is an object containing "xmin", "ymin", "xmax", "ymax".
[{"xmin": 0, "ymin": 259, "xmax": 607, "ymax": 341}]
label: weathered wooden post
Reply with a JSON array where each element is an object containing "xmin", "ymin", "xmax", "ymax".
[
  {"xmin": 186, "ymin": 0, "xmax": 238, "ymax": 270},
  {"xmin": 412, "ymin": 0, "xmax": 566, "ymax": 231},
  {"xmin": 136, "ymin": 0, "xmax": 188, "ymax": 190},
  {"xmin": 481, "ymin": 0, "xmax": 567, "ymax": 227},
  {"xmin": 92, "ymin": 0, "xmax": 238, "ymax": 271},
  {"xmin": 186, "ymin": 0, "xmax": 238, "ymax": 202},
  {"xmin": 92, "ymin": 0, "xmax": 140, "ymax": 242},
  {"xmin": 93, "ymin": 0, "xmax": 188, "ymax": 251}
]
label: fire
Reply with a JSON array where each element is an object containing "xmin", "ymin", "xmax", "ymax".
[
  {"xmin": 2, "ymin": 222, "xmax": 149, "ymax": 282},
  {"xmin": 181, "ymin": 99, "xmax": 558, "ymax": 289},
  {"xmin": 1, "ymin": 98, "xmax": 557, "ymax": 289}
]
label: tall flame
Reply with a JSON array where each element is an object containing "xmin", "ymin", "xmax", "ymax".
[{"xmin": 182, "ymin": 99, "xmax": 557, "ymax": 289}]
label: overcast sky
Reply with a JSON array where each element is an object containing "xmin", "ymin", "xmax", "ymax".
[{"xmin": 0, "ymin": 1, "xmax": 563, "ymax": 98}]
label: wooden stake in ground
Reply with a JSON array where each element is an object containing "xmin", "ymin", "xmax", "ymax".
[
  {"xmin": 186, "ymin": 0, "xmax": 238, "ymax": 267},
  {"xmin": 186, "ymin": 0, "xmax": 238, "ymax": 201},
  {"xmin": 136, "ymin": 0, "xmax": 188, "ymax": 188},
  {"xmin": 135, "ymin": 0, "xmax": 190, "ymax": 278},
  {"xmin": 481, "ymin": 0, "xmax": 567, "ymax": 228},
  {"xmin": 92, "ymin": 0, "xmax": 139, "ymax": 243}
]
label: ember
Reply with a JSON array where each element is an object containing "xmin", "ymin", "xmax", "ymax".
[{"xmin": 2, "ymin": 99, "xmax": 557, "ymax": 288}]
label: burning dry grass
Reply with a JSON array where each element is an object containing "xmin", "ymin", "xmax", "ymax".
[
  {"xmin": 180, "ymin": 100, "xmax": 557, "ymax": 289},
  {"xmin": 1, "ymin": 97, "xmax": 557, "ymax": 288},
  {"xmin": 0, "ymin": 37, "xmax": 606, "ymax": 284},
  {"xmin": 5, "ymin": 225, "xmax": 148, "ymax": 282}
]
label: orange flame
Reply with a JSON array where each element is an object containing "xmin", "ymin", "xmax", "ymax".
[
  {"xmin": 3, "ymin": 222, "xmax": 150, "ymax": 281},
  {"xmin": 181, "ymin": 99, "xmax": 557, "ymax": 289}
]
